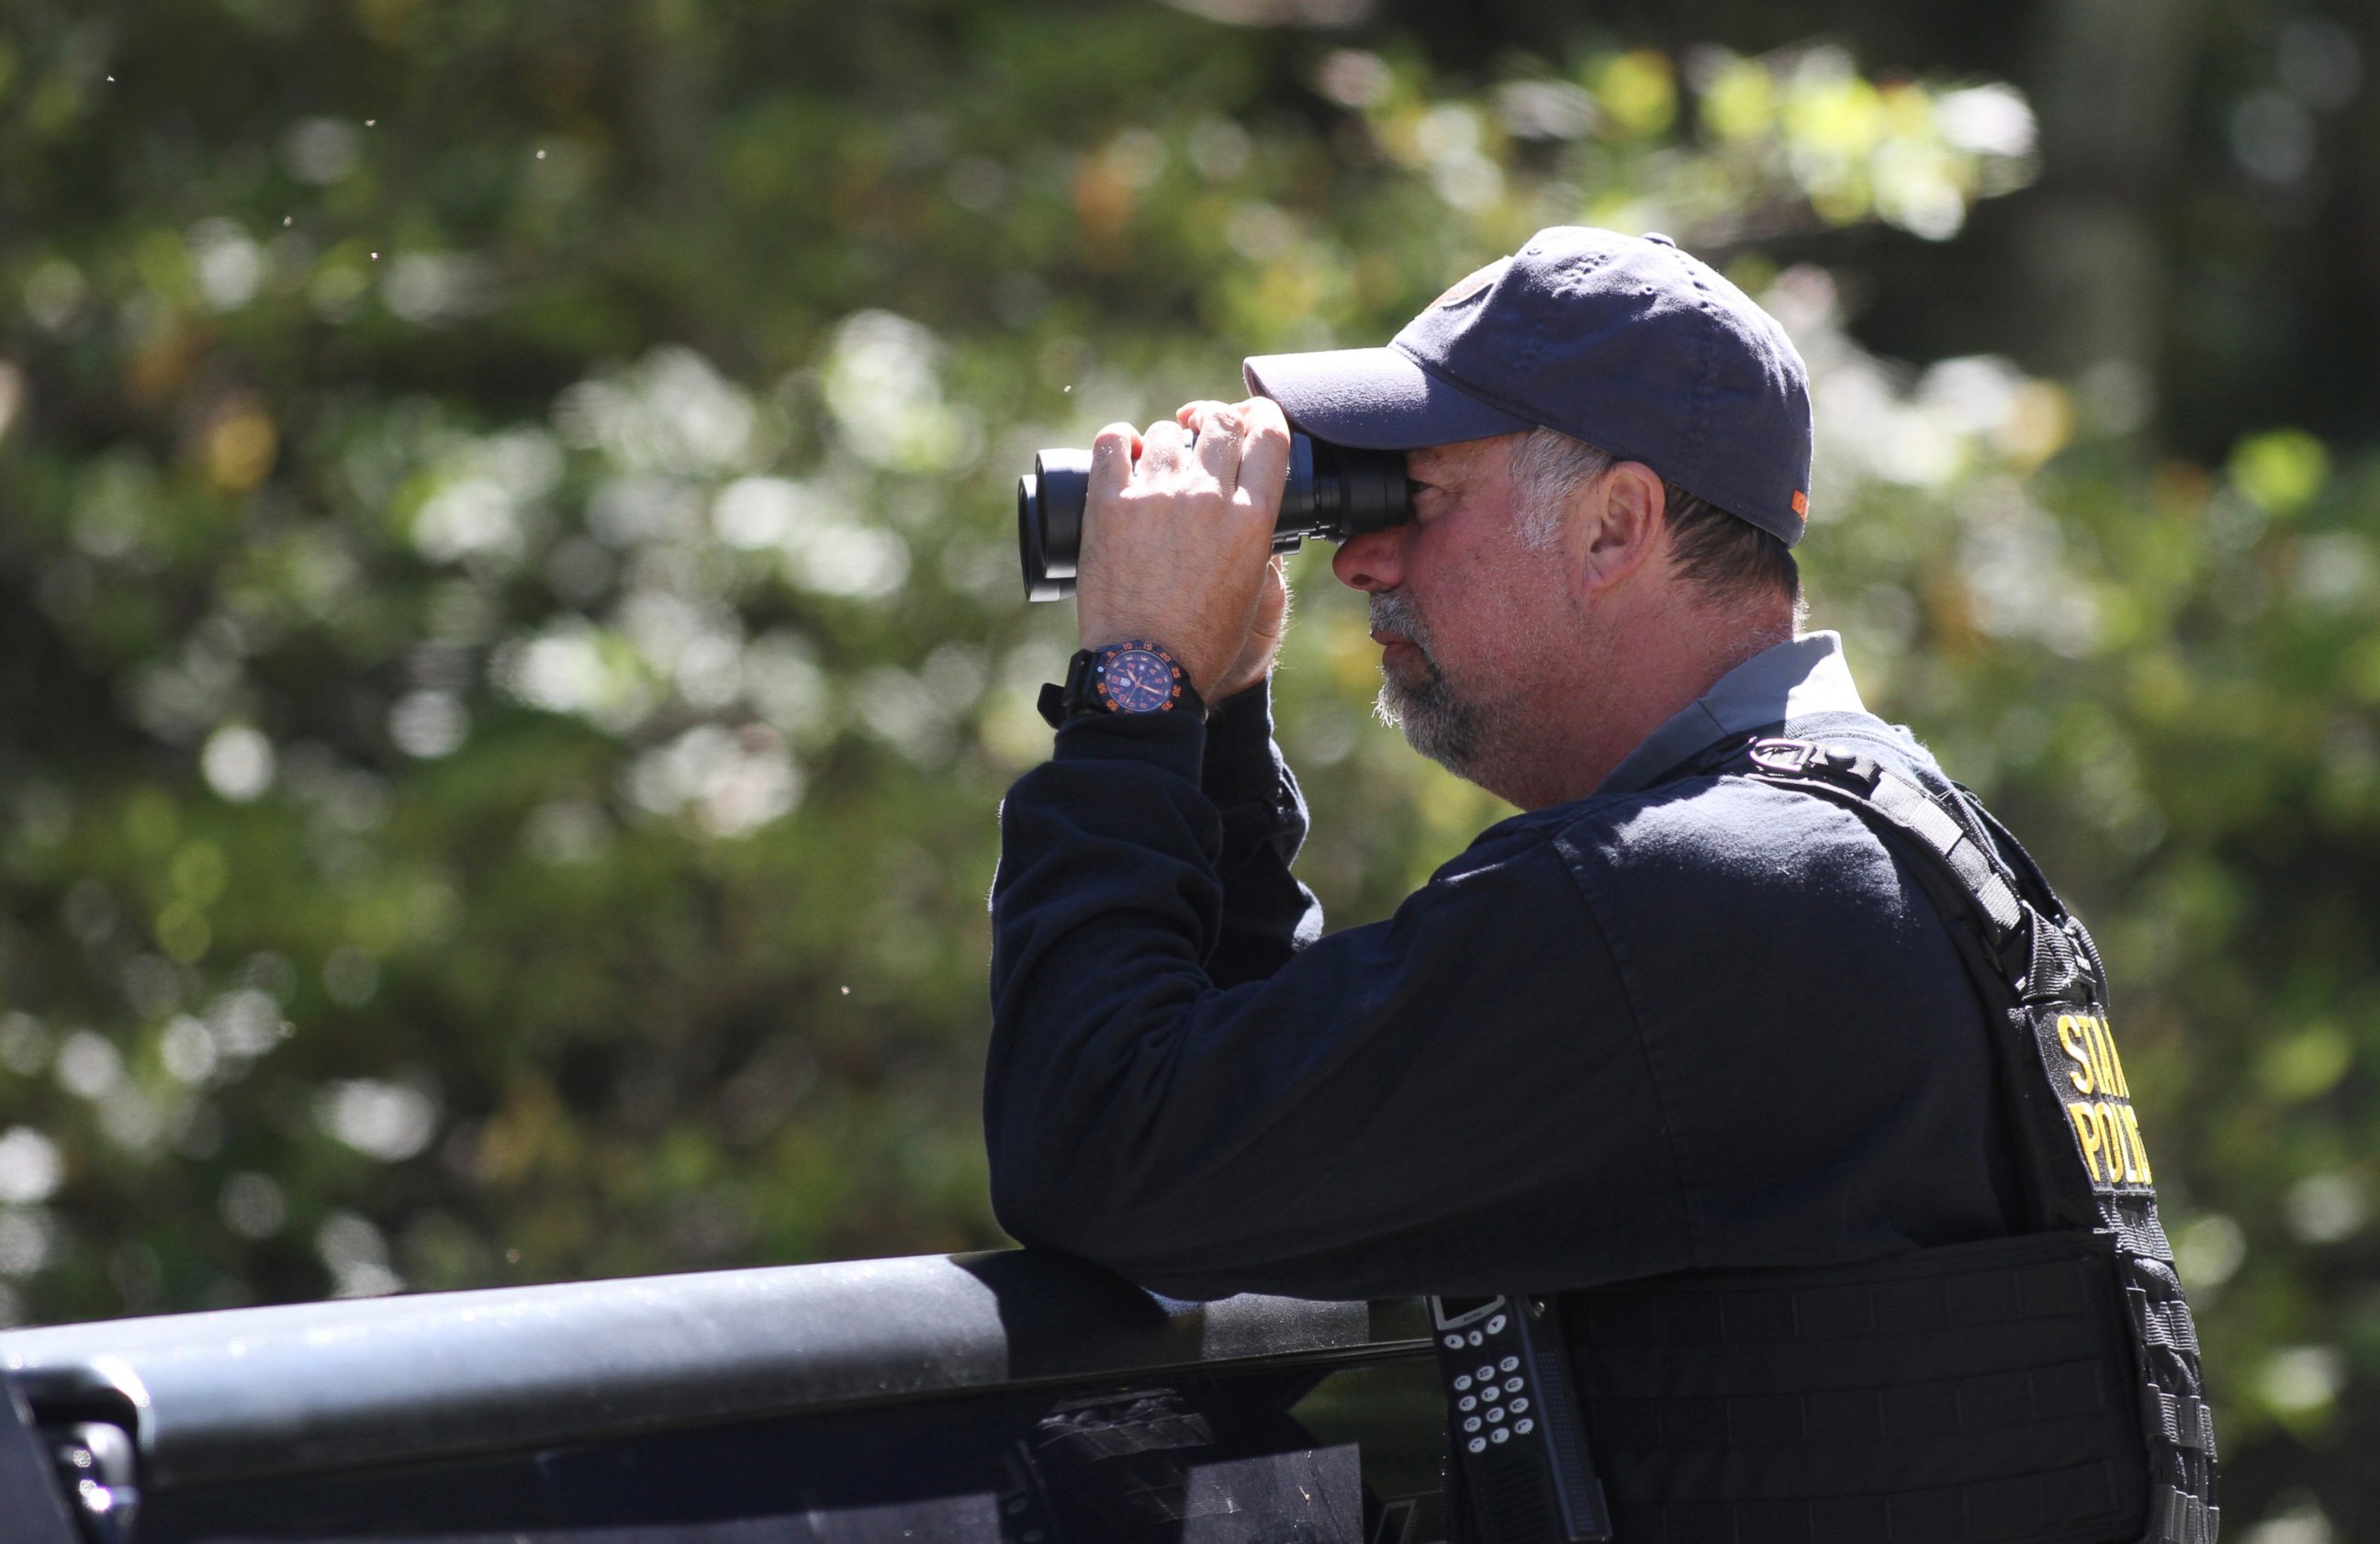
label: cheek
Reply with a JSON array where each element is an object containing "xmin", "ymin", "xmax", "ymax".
[
  {"xmin": 1435, "ymin": 531, "xmax": 1569, "ymax": 667},
  {"xmin": 1411, "ymin": 526, "xmax": 1517, "ymax": 653},
  {"xmin": 1411, "ymin": 502, "xmax": 1500, "ymax": 583}
]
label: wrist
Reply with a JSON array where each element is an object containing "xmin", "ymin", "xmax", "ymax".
[
  {"xmin": 1078, "ymin": 606, "xmax": 1229, "ymax": 699},
  {"xmin": 1038, "ymin": 639, "xmax": 1209, "ymax": 729}
]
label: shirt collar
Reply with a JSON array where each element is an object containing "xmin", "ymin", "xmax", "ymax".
[{"xmin": 1594, "ymin": 631, "xmax": 1869, "ymax": 797}]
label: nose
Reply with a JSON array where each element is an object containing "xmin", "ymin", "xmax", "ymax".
[{"xmin": 1332, "ymin": 524, "xmax": 1406, "ymax": 593}]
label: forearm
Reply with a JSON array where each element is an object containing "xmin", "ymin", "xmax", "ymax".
[
  {"xmin": 985, "ymin": 740, "xmax": 1679, "ymax": 1298},
  {"xmin": 1201, "ymin": 681, "xmax": 1323, "ymax": 986},
  {"xmin": 985, "ymin": 709, "xmax": 1288, "ymax": 1279}
]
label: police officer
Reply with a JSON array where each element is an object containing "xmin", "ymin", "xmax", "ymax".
[{"xmin": 987, "ymin": 227, "xmax": 2214, "ymax": 1542}]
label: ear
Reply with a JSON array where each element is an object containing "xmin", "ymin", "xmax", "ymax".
[{"xmin": 1571, "ymin": 460, "xmax": 1667, "ymax": 598}]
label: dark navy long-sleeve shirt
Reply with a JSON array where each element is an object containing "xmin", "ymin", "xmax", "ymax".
[{"xmin": 985, "ymin": 633, "xmax": 2025, "ymax": 1302}]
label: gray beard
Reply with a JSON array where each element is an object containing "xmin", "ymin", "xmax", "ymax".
[{"xmin": 1367, "ymin": 589, "xmax": 1490, "ymax": 779}]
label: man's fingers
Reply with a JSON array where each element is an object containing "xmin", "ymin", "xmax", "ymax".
[
  {"xmin": 1234, "ymin": 396, "xmax": 1293, "ymax": 508},
  {"xmin": 1087, "ymin": 423, "xmax": 1140, "ymax": 505},
  {"xmin": 1138, "ymin": 418, "xmax": 1191, "ymax": 477},
  {"xmin": 1188, "ymin": 401, "xmax": 1246, "ymax": 491}
]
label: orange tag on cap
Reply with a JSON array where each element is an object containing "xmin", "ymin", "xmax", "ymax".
[
  {"xmin": 1431, "ymin": 259, "xmax": 1508, "ymax": 310},
  {"xmin": 1791, "ymin": 489, "xmax": 1808, "ymax": 518}
]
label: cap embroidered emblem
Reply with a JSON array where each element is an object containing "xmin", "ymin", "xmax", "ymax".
[
  {"xmin": 1430, "ymin": 259, "xmax": 1508, "ymax": 311},
  {"xmin": 1791, "ymin": 489, "xmax": 1808, "ymax": 518}
]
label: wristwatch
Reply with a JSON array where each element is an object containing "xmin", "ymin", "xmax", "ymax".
[{"xmin": 1038, "ymin": 640, "xmax": 1205, "ymax": 728}]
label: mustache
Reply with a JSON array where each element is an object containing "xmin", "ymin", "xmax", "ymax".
[{"xmin": 1367, "ymin": 588, "xmax": 1431, "ymax": 646}]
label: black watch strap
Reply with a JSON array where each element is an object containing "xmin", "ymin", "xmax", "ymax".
[
  {"xmin": 1038, "ymin": 642, "xmax": 1205, "ymax": 728},
  {"xmin": 1036, "ymin": 653, "xmax": 1094, "ymax": 730}
]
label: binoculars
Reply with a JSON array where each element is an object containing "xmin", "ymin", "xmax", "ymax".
[{"xmin": 1016, "ymin": 432, "xmax": 1413, "ymax": 600}]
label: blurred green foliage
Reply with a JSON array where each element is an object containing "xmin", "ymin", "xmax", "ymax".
[{"xmin": 0, "ymin": 0, "xmax": 2374, "ymax": 1533}]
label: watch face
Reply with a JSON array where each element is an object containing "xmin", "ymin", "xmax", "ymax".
[{"xmin": 1100, "ymin": 647, "xmax": 1180, "ymax": 713}]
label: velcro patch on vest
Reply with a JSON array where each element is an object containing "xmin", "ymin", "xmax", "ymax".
[{"xmin": 2033, "ymin": 1009, "xmax": 2156, "ymax": 1194}]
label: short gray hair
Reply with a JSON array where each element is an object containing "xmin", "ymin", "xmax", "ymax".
[
  {"xmin": 1501, "ymin": 426, "xmax": 1802, "ymax": 608},
  {"xmin": 1506, "ymin": 428, "xmax": 1612, "ymax": 549}
]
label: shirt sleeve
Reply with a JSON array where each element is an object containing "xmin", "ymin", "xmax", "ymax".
[
  {"xmin": 1198, "ymin": 683, "xmax": 1324, "ymax": 988},
  {"xmin": 984, "ymin": 710, "xmax": 1693, "ymax": 1302}
]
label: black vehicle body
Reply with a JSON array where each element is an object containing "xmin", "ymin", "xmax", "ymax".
[{"xmin": 0, "ymin": 1250, "xmax": 1446, "ymax": 1544}]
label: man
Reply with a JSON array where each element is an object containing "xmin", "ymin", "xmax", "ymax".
[{"xmin": 987, "ymin": 228, "xmax": 2212, "ymax": 1542}]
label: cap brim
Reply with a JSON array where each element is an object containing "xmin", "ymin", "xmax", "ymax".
[{"xmin": 1242, "ymin": 344, "xmax": 1533, "ymax": 450}]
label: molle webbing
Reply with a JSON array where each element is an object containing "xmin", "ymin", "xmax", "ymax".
[{"xmin": 1564, "ymin": 1234, "xmax": 2146, "ymax": 1544}]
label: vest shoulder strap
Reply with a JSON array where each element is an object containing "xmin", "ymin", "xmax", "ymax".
[{"xmin": 1738, "ymin": 739, "xmax": 2035, "ymax": 984}]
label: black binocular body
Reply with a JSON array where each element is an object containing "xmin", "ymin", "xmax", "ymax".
[{"xmin": 1016, "ymin": 431, "xmax": 1413, "ymax": 600}]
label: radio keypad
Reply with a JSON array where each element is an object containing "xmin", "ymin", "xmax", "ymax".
[{"xmin": 1435, "ymin": 1296, "xmax": 1591, "ymax": 1522}]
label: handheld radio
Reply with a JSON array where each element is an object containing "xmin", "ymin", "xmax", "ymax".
[{"xmin": 1428, "ymin": 1295, "xmax": 1611, "ymax": 1544}]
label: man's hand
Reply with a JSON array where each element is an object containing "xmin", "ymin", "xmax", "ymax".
[{"xmin": 1075, "ymin": 397, "xmax": 1293, "ymax": 704}]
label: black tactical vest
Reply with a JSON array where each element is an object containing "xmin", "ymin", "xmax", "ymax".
[{"xmin": 1552, "ymin": 738, "xmax": 2217, "ymax": 1544}]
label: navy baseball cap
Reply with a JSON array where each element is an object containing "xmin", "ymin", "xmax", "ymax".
[{"xmin": 1242, "ymin": 226, "xmax": 1813, "ymax": 546}]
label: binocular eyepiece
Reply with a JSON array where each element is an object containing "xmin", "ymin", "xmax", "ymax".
[{"xmin": 1017, "ymin": 431, "xmax": 1412, "ymax": 600}]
